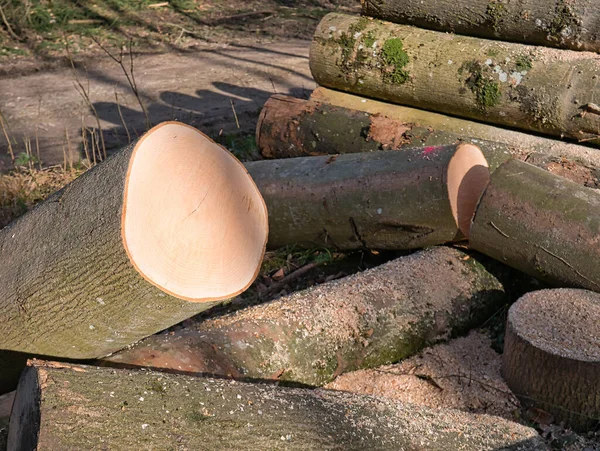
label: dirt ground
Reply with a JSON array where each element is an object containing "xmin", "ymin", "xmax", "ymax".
[{"xmin": 0, "ymin": 1, "xmax": 359, "ymax": 172}]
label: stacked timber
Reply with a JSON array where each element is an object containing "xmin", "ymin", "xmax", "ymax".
[
  {"xmin": 250, "ymin": 2, "xmax": 600, "ymax": 435},
  {"xmin": 3, "ymin": 2, "xmax": 600, "ymax": 446}
]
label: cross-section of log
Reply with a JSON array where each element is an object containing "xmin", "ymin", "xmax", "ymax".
[
  {"xmin": 361, "ymin": 0, "xmax": 600, "ymax": 53},
  {"xmin": 246, "ymin": 144, "xmax": 489, "ymax": 249},
  {"xmin": 0, "ymin": 122, "xmax": 268, "ymax": 359},
  {"xmin": 7, "ymin": 360, "xmax": 547, "ymax": 451},
  {"xmin": 502, "ymin": 289, "xmax": 600, "ymax": 431},
  {"xmin": 310, "ymin": 13, "xmax": 600, "ymax": 145},
  {"xmin": 470, "ymin": 158, "xmax": 600, "ymax": 291},
  {"xmin": 257, "ymin": 93, "xmax": 600, "ymax": 187},
  {"xmin": 311, "ymin": 87, "xmax": 600, "ymax": 170},
  {"xmin": 101, "ymin": 247, "xmax": 520, "ymax": 387}
]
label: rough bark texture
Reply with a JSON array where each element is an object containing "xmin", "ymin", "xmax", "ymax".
[
  {"xmin": 502, "ymin": 289, "xmax": 600, "ymax": 432},
  {"xmin": 361, "ymin": 0, "xmax": 600, "ymax": 53},
  {"xmin": 247, "ymin": 148, "xmax": 470, "ymax": 251},
  {"xmin": 470, "ymin": 159, "xmax": 600, "ymax": 291},
  {"xmin": 0, "ymin": 140, "xmax": 221, "ymax": 360},
  {"xmin": 311, "ymin": 87, "xmax": 600, "ymax": 170},
  {"xmin": 257, "ymin": 94, "xmax": 600, "ymax": 187},
  {"xmin": 310, "ymin": 13, "xmax": 600, "ymax": 145},
  {"xmin": 102, "ymin": 247, "xmax": 525, "ymax": 387},
  {"xmin": 8, "ymin": 360, "xmax": 547, "ymax": 451}
]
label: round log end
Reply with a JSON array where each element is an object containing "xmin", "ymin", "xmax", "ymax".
[
  {"xmin": 447, "ymin": 143, "xmax": 489, "ymax": 238},
  {"xmin": 502, "ymin": 288, "xmax": 600, "ymax": 431},
  {"xmin": 122, "ymin": 122, "xmax": 269, "ymax": 302}
]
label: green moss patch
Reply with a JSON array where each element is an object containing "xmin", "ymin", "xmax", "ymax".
[
  {"xmin": 515, "ymin": 54, "xmax": 533, "ymax": 72},
  {"xmin": 460, "ymin": 60, "xmax": 501, "ymax": 109},
  {"xmin": 380, "ymin": 38, "xmax": 410, "ymax": 84},
  {"xmin": 486, "ymin": 1, "xmax": 505, "ymax": 32}
]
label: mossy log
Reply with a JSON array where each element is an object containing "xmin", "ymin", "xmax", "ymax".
[
  {"xmin": 502, "ymin": 289, "xmax": 600, "ymax": 432},
  {"xmin": 0, "ymin": 122, "xmax": 268, "ymax": 360},
  {"xmin": 102, "ymin": 247, "xmax": 520, "ymax": 387},
  {"xmin": 7, "ymin": 361, "xmax": 546, "ymax": 451},
  {"xmin": 257, "ymin": 93, "xmax": 600, "ymax": 187},
  {"xmin": 246, "ymin": 145, "xmax": 489, "ymax": 250},
  {"xmin": 310, "ymin": 13, "xmax": 600, "ymax": 145},
  {"xmin": 361, "ymin": 0, "xmax": 600, "ymax": 53},
  {"xmin": 470, "ymin": 159, "xmax": 600, "ymax": 291},
  {"xmin": 311, "ymin": 87, "xmax": 600, "ymax": 170}
]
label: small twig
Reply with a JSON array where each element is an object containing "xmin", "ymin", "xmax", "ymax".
[
  {"xmin": 148, "ymin": 2, "xmax": 169, "ymax": 8},
  {"xmin": 261, "ymin": 262, "xmax": 318, "ymax": 298},
  {"xmin": 0, "ymin": 3, "xmax": 22, "ymax": 41},
  {"xmin": 535, "ymin": 244, "xmax": 600, "ymax": 289},
  {"xmin": 230, "ymin": 98, "xmax": 240, "ymax": 129},
  {"xmin": 489, "ymin": 221, "xmax": 509, "ymax": 238},
  {"xmin": 0, "ymin": 110, "xmax": 15, "ymax": 162},
  {"xmin": 114, "ymin": 90, "xmax": 131, "ymax": 144}
]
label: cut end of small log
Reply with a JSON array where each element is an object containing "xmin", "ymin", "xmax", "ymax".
[
  {"xmin": 502, "ymin": 288, "xmax": 600, "ymax": 431},
  {"xmin": 121, "ymin": 122, "xmax": 269, "ymax": 301},
  {"xmin": 447, "ymin": 143, "xmax": 489, "ymax": 238}
]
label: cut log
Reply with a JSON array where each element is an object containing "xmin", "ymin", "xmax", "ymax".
[
  {"xmin": 7, "ymin": 360, "xmax": 547, "ymax": 451},
  {"xmin": 246, "ymin": 145, "xmax": 489, "ymax": 250},
  {"xmin": 502, "ymin": 288, "xmax": 600, "ymax": 431},
  {"xmin": 361, "ymin": 0, "xmax": 600, "ymax": 53},
  {"xmin": 470, "ymin": 158, "xmax": 600, "ymax": 291},
  {"xmin": 101, "ymin": 247, "xmax": 525, "ymax": 387},
  {"xmin": 257, "ymin": 93, "xmax": 600, "ymax": 187},
  {"xmin": 310, "ymin": 13, "xmax": 600, "ymax": 145},
  {"xmin": 0, "ymin": 121, "xmax": 268, "ymax": 359},
  {"xmin": 311, "ymin": 87, "xmax": 600, "ymax": 170}
]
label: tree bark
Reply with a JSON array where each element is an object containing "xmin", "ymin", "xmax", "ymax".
[
  {"xmin": 246, "ymin": 145, "xmax": 487, "ymax": 250},
  {"xmin": 257, "ymin": 93, "xmax": 600, "ymax": 187},
  {"xmin": 310, "ymin": 13, "xmax": 600, "ymax": 145},
  {"xmin": 361, "ymin": 0, "xmax": 600, "ymax": 53},
  {"xmin": 470, "ymin": 158, "xmax": 600, "ymax": 291},
  {"xmin": 101, "ymin": 247, "xmax": 526, "ymax": 387},
  {"xmin": 8, "ymin": 360, "xmax": 547, "ymax": 451},
  {"xmin": 0, "ymin": 122, "xmax": 268, "ymax": 360},
  {"xmin": 502, "ymin": 288, "xmax": 600, "ymax": 432},
  {"xmin": 311, "ymin": 87, "xmax": 600, "ymax": 170}
]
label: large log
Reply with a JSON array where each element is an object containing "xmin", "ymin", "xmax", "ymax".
[
  {"xmin": 246, "ymin": 145, "xmax": 490, "ymax": 250},
  {"xmin": 0, "ymin": 122, "xmax": 268, "ymax": 359},
  {"xmin": 310, "ymin": 13, "xmax": 600, "ymax": 145},
  {"xmin": 470, "ymin": 158, "xmax": 600, "ymax": 291},
  {"xmin": 102, "ymin": 247, "xmax": 523, "ymax": 387},
  {"xmin": 257, "ymin": 94, "xmax": 600, "ymax": 187},
  {"xmin": 502, "ymin": 289, "xmax": 600, "ymax": 432},
  {"xmin": 7, "ymin": 360, "xmax": 547, "ymax": 450},
  {"xmin": 311, "ymin": 87, "xmax": 600, "ymax": 170},
  {"xmin": 361, "ymin": 0, "xmax": 600, "ymax": 53}
]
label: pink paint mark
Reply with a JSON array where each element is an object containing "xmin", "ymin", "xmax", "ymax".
[{"xmin": 422, "ymin": 146, "xmax": 441, "ymax": 155}]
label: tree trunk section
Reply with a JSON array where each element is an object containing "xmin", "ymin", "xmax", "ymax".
[
  {"xmin": 310, "ymin": 13, "xmax": 600, "ymax": 145},
  {"xmin": 361, "ymin": 0, "xmax": 600, "ymax": 53},
  {"xmin": 7, "ymin": 360, "xmax": 547, "ymax": 451},
  {"xmin": 101, "ymin": 247, "xmax": 527, "ymax": 387},
  {"xmin": 311, "ymin": 87, "xmax": 600, "ymax": 170},
  {"xmin": 257, "ymin": 93, "xmax": 600, "ymax": 187},
  {"xmin": 0, "ymin": 122, "xmax": 268, "ymax": 360},
  {"xmin": 246, "ymin": 146, "xmax": 487, "ymax": 250},
  {"xmin": 470, "ymin": 158, "xmax": 600, "ymax": 291},
  {"xmin": 502, "ymin": 288, "xmax": 600, "ymax": 431}
]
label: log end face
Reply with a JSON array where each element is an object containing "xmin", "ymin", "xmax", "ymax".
[
  {"xmin": 447, "ymin": 143, "xmax": 489, "ymax": 238},
  {"xmin": 122, "ymin": 122, "xmax": 269, "ymax": 302},
  {"xmin": 7, "ymin": 367, "xmax": 41, "ymax": 451},
  {"xmin": 503, "ymin": 288, "xmax": 600, "ymax": 431}
]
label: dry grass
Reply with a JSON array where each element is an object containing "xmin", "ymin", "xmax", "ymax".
[{"xmin": 0, "ymin": 166, "xmax": 83, "ymax": 228}]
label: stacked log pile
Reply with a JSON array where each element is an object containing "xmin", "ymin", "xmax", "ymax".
[{"xmin": 1, "ymin": 1, "xmax": 600, "ymax": 448}]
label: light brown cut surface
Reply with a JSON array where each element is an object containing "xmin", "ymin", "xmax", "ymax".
[
  {"xmin": 447, "ymin": 144, "xmax": 489, "ymax": 237},
  {"xmin": 122, "ymin": 122, "xmax": 268, "ymax": 301}
]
